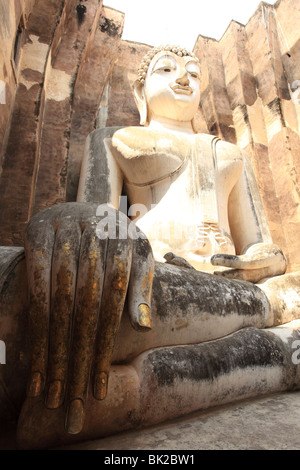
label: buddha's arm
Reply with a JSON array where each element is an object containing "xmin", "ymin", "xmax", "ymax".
[
  {"xmin": 212, "ymin": 155, "xmax": 287, "ymax": 283},
  {"xmin": 24, "ymin": 128, "xmax": 155, "ymax": 435},
  {"xmin": 228, "ymin": 160, "xmax": 266, "ymax": 254},
  {"xmin": 77, "ymin": 127, "xmax": 123, "ymax": 207},
  {"xmin": 77, "ymin": 126, "xmax": 156, "ymax": 331}
]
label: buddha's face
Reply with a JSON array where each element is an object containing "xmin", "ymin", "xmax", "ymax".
[{"xmin": 143, "ymin": 51, "xmax": 201, "ymax": 124}]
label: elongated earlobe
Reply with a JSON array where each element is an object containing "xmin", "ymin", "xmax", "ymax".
[
  {"xmin": 191, "ymin": 117, "xmax": 198, "ymax": 134},
  {"xmin": 133, "ymin": 79, "xmax": 148, "ymax": 126}
]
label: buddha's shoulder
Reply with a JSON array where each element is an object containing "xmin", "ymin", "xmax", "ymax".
[
  {"xmin": 216, "ymin": 138, "xmax": 243, "ymax": 163},
  {"xmin": 112, "ymin": 128, "xmax": 243, "ymax": 163},
  {"xmin": 112, "ymin": 126, "xmax": 158, "ymax": 151},
  {"xmin": 112, "ymin": 126, "xmax": 192, "ymax": 160},
  {"xmin": 196, "ymin": 133, "xmax": 243, "ymax": 162}
]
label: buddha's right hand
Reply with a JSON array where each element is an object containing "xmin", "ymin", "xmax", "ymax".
[{"xmin": 24, "ymin": 202, "xmax": 154, "ymax": 434}]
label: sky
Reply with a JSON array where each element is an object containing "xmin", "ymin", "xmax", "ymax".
[{"xmin": 103, "ymin": 0, "xmax": 277, "ymax": 50}]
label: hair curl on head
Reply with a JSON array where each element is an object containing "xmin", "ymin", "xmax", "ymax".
[{"xmin": 137, "ymin": 45, "xmax": 199, "ymax": 84}]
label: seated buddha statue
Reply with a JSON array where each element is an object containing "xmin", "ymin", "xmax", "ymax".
[
  {"xmin": 107, "ymin": 46, "xmax": 285, "ymax": 278},
  {"xmin": 16, "ymin": 45, "xmax": 300, "ymax": 448}
]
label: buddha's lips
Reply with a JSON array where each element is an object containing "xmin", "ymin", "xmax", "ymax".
[{"xmin": 171, "ymin": 84, "xmax": 193, "ymax": 95}]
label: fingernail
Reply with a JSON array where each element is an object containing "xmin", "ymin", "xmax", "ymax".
[
  {"xmin": 45, "ymin": 380, "xmax": 63, "ymax": 409},
  {"xmin": 27, "ymin": 372, "xmax": 43, "ymax": 397},
  {"xmin": 138, "ymin": 303, "xmax": 151, "ymax": 329},
  {"xmin": 94, "ymin": 371, "xmax": 108, "ymax": 400},
  {"xmin": 66, "ymin": 399, "xmax": 85, "ymax": 434}
]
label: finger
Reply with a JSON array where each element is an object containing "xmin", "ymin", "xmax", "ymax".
[
  {"xmin": 65, "ymin": 230, "xmax": 108, "ymax": 434},
  {"xmin": 24, "ymin": 214, "xmax": 55, "ymax": 398},
  {"xmin": 92, "ymin": 236, "xmax": 133, "ymax": 401},
  {"xmin": 45, "ymin": 220, "xmax": 82, "ymax": 410},
  {"xmin": 214, "ymin": 266, "xmax": 274, "ymax": 283},
  {"xmin": 211, "ymin": 251, "xmax": 282, "ymax": 270},
  {"xmin": 127, "ymin": 236, "xmax": 154, "ymax": 332}
]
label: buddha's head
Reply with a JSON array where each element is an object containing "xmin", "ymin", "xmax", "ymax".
[{"xmin": 133, "ymin": 46, "xmax": 201, "ymax": 132}]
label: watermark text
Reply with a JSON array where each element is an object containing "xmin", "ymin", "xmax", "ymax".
[{"xmin": 292, "ymin": 340, "xmax": 300, "ymax": 365}]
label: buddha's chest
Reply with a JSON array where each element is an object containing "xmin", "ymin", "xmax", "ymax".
[
  {"xmin": 111, "ymin": 129, "xmax": 243, "ymax": 217},
  {"xmin": 111, "ymin": 128, "xmax": 192, "ymax": 187}
]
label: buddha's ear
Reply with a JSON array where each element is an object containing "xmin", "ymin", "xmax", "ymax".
[
  {"xmin": 191, "ymin": 117, "xmax": 199, "ymax": 134},
  {"xmin": 133, "ymin": 79, "xmax": 148, "ymax": 126}
]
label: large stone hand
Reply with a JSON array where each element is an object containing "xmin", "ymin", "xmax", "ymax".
[
  {"xmin": 24, "ymin": 202, "xmax": 154, "ymax": 434},
  {"xmin": 211, "ymin": 243, "xmax": 287, "ymax": 283}
]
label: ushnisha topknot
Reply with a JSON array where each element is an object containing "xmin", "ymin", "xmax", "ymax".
[{"xmin": 137, "ymin": 45, "xmax": 199, "ymax": 84}]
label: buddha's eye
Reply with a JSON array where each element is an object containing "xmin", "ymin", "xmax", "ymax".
[
  {"xmin": 151, "ymin": 57, "xmax": 176, "ymax": 75},
  {"xmin": 189, "ymin": 72, "xmax": 199, "ymax": 79}
]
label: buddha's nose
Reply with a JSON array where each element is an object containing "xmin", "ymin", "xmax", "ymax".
[{"xmin": 175, "ymin": 71, "xmax": 189, "ymax": 86}]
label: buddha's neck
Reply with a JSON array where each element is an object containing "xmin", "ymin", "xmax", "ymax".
[{"xmin": 148, "ymin": 116, "xmax": 195, "ymax": 135}]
